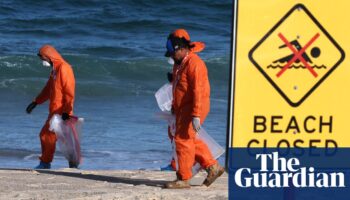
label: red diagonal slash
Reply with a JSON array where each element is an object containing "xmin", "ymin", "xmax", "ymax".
[{"xmin": 276, "ymin": 33, "xmax": 320, "ymax": 78}]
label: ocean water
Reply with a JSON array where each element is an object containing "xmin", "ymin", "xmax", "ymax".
[{"xmin": 0, "ymin": 0, "xmax": 232, "ymax": 169}]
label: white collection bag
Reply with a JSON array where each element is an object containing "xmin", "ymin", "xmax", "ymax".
[
  {"xmin": 155, "ymin": 83, "xmax": 173, "ymax": 112},
  {"xmin": 49, "ymin": 114, "xmax": 84, "ymax": 165}
]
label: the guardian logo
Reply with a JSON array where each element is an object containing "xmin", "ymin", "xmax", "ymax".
[{"xmin": 235, "ymin": 152, "xmax": 345, "ymax": 188}]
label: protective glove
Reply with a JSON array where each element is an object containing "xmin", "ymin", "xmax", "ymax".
[
  {"xmin": 192, "ymin": 117, "xmax": 201, "ymax": 132},
  {"xmin": 167, "ymin": 72, "xmax": 173, "ymax": 83},
  {"xmin": 62, "ymin": 113, "xmax": 70, "ymax": 121},
  {"xmin": 26, "ymin": 102, "xmax": 37, "ymax": 114}
]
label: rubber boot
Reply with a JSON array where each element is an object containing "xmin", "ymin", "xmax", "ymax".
[
  {"xmin": 69, "ymin": 161, "xmax": 78, "ymax": 168},
  {"xmin": 161, "ymin": 164, "xmax": 175, "ymax": 171},
  {"xmin": 202, "ymin": 163, "xmax": 225, "ymax": 187},
  {"xmin": 34, "ymin": 161, "xmax": 51, "ymax": 169},
  {"xmin": 164, "ymin": 180, "xmax": 191, "ymax": 189}
]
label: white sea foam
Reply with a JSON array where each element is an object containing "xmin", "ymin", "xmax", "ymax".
[
  {"xmin": 0, "ymin": 79, "xmax": 16, "ymax": 88},
  {"xmin": 23, "ymin": 154, "xmax": 40, "ymax": 161}
]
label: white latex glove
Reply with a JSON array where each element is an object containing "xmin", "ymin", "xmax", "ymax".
[{"xmin": 192, "ymin": 117, "xmax": 201, "ymax": 132}]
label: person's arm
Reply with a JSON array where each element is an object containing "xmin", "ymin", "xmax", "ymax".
[
  {"xmin": 188, "ymin": 58, "xmax": 206, "ymax": 118},
  {"xmin": 61, "ymin": 65, "xmax": 75, "ymax": 115},
  {"xmin": 35, "ymin": 77, "xmax": 52, "ymax": 104}
]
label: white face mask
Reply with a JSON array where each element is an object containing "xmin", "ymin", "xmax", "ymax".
[
  {"xmin": 42, "ymin": 60, "xmax": 51, "ymax": 68},
  {"xmin": 167, "ymin": 57, "xmax": 175, "ymax": 65}
]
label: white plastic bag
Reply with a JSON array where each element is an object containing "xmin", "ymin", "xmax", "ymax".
[
  {"xmin": 196, "ymin": 128, "xmax": 225, "ymax": 160},
  {"xmin": 49, "ymin": 114, "xmax": 84, "ymax": 165},
  {"xmin": 191, "ymin": 128, "xmax": 225, "ymax": 174},
  {"xmin": 155, "ymin": 83, "xmax": 173, "ymax": 112},
  {"xmin": 154, "ymin": 111, "xmax": 176, "ymax": 136}
]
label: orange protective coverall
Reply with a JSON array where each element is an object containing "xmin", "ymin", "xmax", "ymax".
[
  {"xmin": 172, "ymin": 49, "xmax": 217, "ymax": 180},
  {"xmin": 35, "ymin": 45, "xmax": 75, "ymax": 163}
]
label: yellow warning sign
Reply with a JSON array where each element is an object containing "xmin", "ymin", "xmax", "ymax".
[
  {"xmin": 229, "ymin": 1, "xmax": 350, "ymax": 148},
  {"xmin": 249, "ymin": 4, "xmax": 344, "ymax": 107}
]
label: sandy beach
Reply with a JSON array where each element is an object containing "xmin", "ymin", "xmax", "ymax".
[{"xmin": 0, "ymin": 168, "xmax": 228, "ymax": 200}]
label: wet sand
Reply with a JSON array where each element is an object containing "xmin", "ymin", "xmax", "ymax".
[{"xmin": 0, "ymin": 168, "xmax": 228, "ymax": 200}]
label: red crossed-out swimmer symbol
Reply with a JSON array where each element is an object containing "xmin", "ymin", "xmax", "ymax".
[{"xmin": 276, "ymin": 33, "xmax": 320, "ymax": 78}]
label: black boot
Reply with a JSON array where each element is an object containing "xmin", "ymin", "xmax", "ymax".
[{"xmin": 69, "ymin": 161, "xmax": 78, "ymax": 168}]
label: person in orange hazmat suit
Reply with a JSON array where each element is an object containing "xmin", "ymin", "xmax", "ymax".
[
  {"xmin": 164, "ymin": 29, "xmax": 225, "ymax": 189},
  {"xmin": 26, "ymin": 45, "xmax": 76, "ymax": 169}
]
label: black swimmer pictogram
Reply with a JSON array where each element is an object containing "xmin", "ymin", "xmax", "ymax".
[
  {"xmin": 273, "ymin": 39, "xmax": 321, "ymax": 64},
  {"xmin": 272, "ymin": 32, "xmax": 320, "ymax": 78}
]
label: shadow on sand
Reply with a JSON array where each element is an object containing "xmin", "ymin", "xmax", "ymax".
[{"xmin": 0, "ymin": 168, "xmax": 169, "ymax": 188}]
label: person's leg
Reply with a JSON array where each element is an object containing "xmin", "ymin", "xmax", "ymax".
[
  {"xmin": 175, "ymin": 137, "xmax": 195, "ymax": 180},
  {"xmin": 164, "ymin": 137, "xmax": 194, "ymax": 189},
  {"xmin": 170, "ymin": 159, "xmax": 177, "ymax": 170},
  {"xmin": 169, "ymin": 126, "xmax": 177, "ymax": 171},
  {"xmin": 195, "ymin": 111, "xmax": 225, "ymax": 187},
  {"xmin": 165, "ymin": 117, "xmax": 194, "ymax": 189},
  {"xmin": 195, "ymin": 136, "xmax": 224, "ymax": 187},
  {"xmin": 39, "ymin": 120, "xmax": 57, "ymax": 164},
  {"xmin": 194, "ymin": 138, "xmax": 217, "ymax": 168}
]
